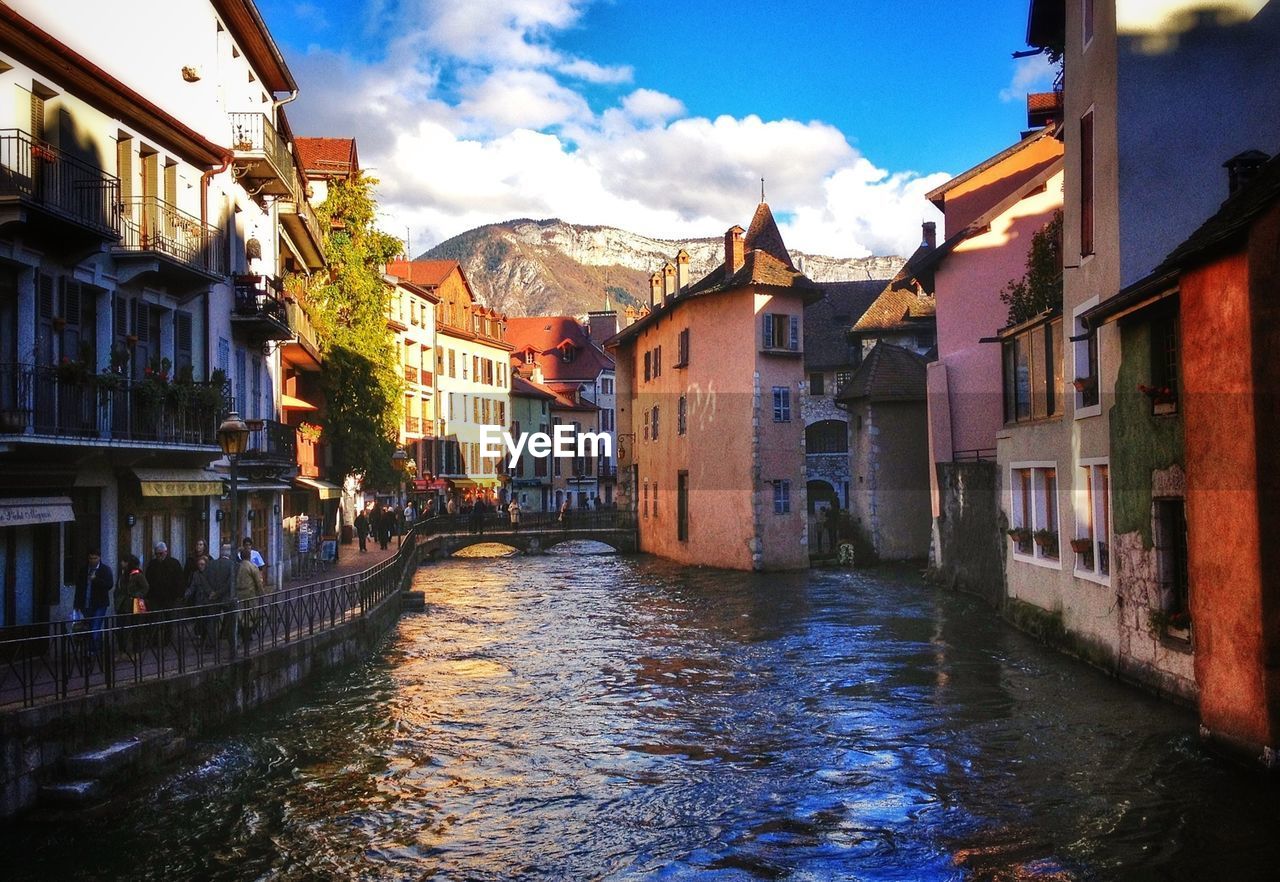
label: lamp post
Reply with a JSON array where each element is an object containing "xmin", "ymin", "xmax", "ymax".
[
  {"xmin": 391, "ymin": 447, "xmax": 408, "ymax": 548},
  {"xmin": 218, "ymin": 411, "xmax": 249, "ymax": 650}
]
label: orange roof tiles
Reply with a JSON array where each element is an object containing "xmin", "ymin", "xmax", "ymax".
[{"xmin": 294, "ymin": 137, "xmax": 359, "ymax": 177}]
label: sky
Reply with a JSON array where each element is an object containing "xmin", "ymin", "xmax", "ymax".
[{"xmin": 256, "ymin": 0, "xmax": 1056, "ymax": 259}]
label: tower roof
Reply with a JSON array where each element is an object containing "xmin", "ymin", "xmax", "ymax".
[{"xmin": 743, "ymin": 202, "xmax": 795, "ymax": 270}]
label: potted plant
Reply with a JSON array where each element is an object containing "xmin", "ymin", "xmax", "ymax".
[
  {"xmin": 1073, "ymin": 375, "xmax": 1096, "ymax": 393},
  {"xmin": 298, "ymin": 421, "xmax": 323, "ymax": 443},
  {"xmin": 1149, "ymin": 607, "xmax": 1192, "ymax": 640},
  {"xmin": 1007, "ymin": 526, "xmax": 1033, "ymax": 553},
  {"xmin": 1138, "ymin": 383, "xmax": 1177, "ymax": 413},
  {"xmin": 1033, "ymin": 529, "xmax": 1059, "ymax": 557},
  {"xmin": 1069, "ymin": 537, "xmax": 1092, "ymax": 554}
]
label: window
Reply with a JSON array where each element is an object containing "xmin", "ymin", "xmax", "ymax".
[
  {"xmin": 1002, "ymin": 317, "xmax": 1063, "ymax": 424},
  {"xmin": 1074, "ymin": 463, "xmax": 1110, "ymax": 579},
  {"xmin": 651, "ymin": 405, "xmax": 659, "ymax": 440},
  {"xmin": 524, "ymin": 349, "xmax": 535, "ymax": 364},
  {"xmin": 643, "ymin": 480, "xmax": 649, "ymax": 518},
  {"xmin": 1080, "ymin": 108, "xmax": 1095, "ymax": 256},
  {"xmin": 915, "ymin": 331, "xmax": 936, "ymax": 351},
  {"xmin": 772, "ymin": 386, "xmax": 791, "ymax": 422},
  {"xmin": 773, "ymin": 480, "xmax": 791, "ymax": 514},
  {"xmin": 448, "ymin": 349, "xmax": 456, "ymax": 378},
  {"xmin": 561, "ymin": 344, "xmax": 574, "ymax": 363},
  {"xmin": 1009, "ymin": 464, "xmax": 1060, "ymax": 562},
  {"xmin": 1072, "ymin": 304, "xmax": 1100, "ymax": 413},
  {"xmin": 653, "ymin": 345, "xmax": 662, "ymax": 377},
  {"xmin": 676, "ymin": 328, "xmax": 690, "ymax": 367},
  {"xmin": 762, "ymin": 313, "xmax": 800, "ymax": 351},
  {"xmin": 677, "ymin": 395, "xmax": 687, "ymax": 435},
  {"xmin": 806, "ymin": 420, "xmax": 848, "ymax": 454},
  {"xmin": 1083, "ymin": 0, "xmax": 1095, "ymax": 47},
  {"xmin": 834, "ymin": 369, "xmax": 853, "ymax": 392},
  {"xmin": 809, "ymin": 372, "xmax": 824, "ymax": 396},
  {"xmin": 601, "ymin": 377, "xmax": 614, "ymax": 394},
  {"xmin": 644, "ymin": 351, "xmax": 651, "ymax": 382},
  {"xmin": 1154, "ymin": 498, "xmax": 1190, "ymax": 641},
  {"xmin": 1147, "ymin": 308, "xmax": 1180, "ymax": 416}
]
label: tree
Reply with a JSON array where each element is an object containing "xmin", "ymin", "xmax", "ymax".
[
  {"xmin": 1000, "ymin": 210, "xmax": 1063, "ymax": 327},
  {"xmin": 294, "ymin": 173, "xmax": 405, "ymax": 489}
]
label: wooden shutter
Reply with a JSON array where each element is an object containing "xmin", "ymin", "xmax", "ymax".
[
  {"xmin": 30, "ymin": 91, "xmax": 45, "ymax": 142},
  {"xmin": 175, "ymin": 310, "xmax": 193, "ymax": 370},
  {"xmin": 1080, "ymin": 110, "xmax": 1094, "ymax": 256},
  {"xmin": 789, "ymin": 316, "xmax": 800, "ymax": 351},
  {"xmin": 763, "ymin": 313, "xmax": 774, "ymax": 349},
  {"xmin": 116, "ymin": 137, "xmax": 133, "ymax": 206}
]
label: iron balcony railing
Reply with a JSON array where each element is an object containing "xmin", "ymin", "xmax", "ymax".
[
  {"xmin": 0, "ymin": 128, "xmax": 120, "ymax": 237},
  {"xmin": 242, "ymin": 417, "xmax": 298, "ymax": 464},
  {"xmin": 117, "ymin": 196, "xmax": 227, "ymax": 277},
  {"xmin": 597, "ymin": 458, "xmax": 617, "ymax": 478},
  {"xmin": 0, "ymin": 362, "xmax": 228, "ymax": 445},
  {"xmin": 406, "ymin": 415, "xmax": 421, "ymax": 434},
  {"xmin": 284, "ymin": 298, "xmax": 322, "ymax": 359},
  {"xmin": 404, "ymin": 365, "xmax": 418, "ymax": 384},
  {"xmin": 228, "ymin": 112, "xmax": 297, "ymax": 200},
  {"xmin": 233, "ymin": 275, "xmax": 292, "ymax": 339}
]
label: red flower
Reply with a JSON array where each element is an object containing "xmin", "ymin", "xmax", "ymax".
[{"xmin": 144, "ymin": 367, "xmax": 153, "ymax": 376}]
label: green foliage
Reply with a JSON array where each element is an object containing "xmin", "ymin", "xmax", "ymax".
[
  {"xmin": 1000, "ymin": 210, "xmax": 1063, "ymax": 327},
  {"xmin": 296, "ymin": 173, "xmax": 406, "ymax": 489}
]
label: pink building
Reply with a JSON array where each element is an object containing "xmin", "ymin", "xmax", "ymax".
[{"xmin": 608, "ymin": 203, "xmax": 819, "ymax": 570}]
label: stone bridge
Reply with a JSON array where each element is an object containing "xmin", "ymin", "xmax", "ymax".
[{"xmin": 413, "ymin": 510, "xmax": 638, "ymax": 559}]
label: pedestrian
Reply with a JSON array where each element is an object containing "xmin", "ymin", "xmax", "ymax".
[
  {"xmin": 205, "ymin": 543, "xmax": 237, "ymax": 642},
  {"xmin": 403, "ymin": 501, "xmax": 416, "ymax": 525},
  {"xmin": 378, "ymin": 504, "xmax": 392, "ymax": 550},
  {"xmin": 241, "ymin": 537, "xmax": 265, "ymax": 571},
  {"xmin": 355, "ymin": 508, "xmax": 369, "ymax": 552},
  {"xmin": 73, "ymin": 548, "xmax": 113, "ymax": 649},
  {"xmin": 144, "ymin": 541, "xmax": 184, "ymax": 611},
  {"xmin": 183, "ymin": 538, "xmax": 208, "ymax": 584},
  {"xmin": 508, "ymin": 498, "xmax": 521, "ymax": 530},
  {"xmin": 117, "ymin": 554, "xmax": 150, "ymax": 651},
  {"xmin": 558, "ymin": 497, "xmax": 570, "ymax": 523},
  {"xmin": 184, "ymin": 555, "xmax": 214, "ymax": 606},
  {"xmin": 446, "ymin": 496, "xmax": 457, "ymax": 520},
  {"xmin": 236, "ymin": 547, "xmax": 266, "ymax": 644}
]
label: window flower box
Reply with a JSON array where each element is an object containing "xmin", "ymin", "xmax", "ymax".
[
  {"xmin": 1033, "ymin": 529, "xmax": 1059, "ymax": 558},
  {"xmin": 1138, "ymin": 383, "xmax": 1177, "ymax": 415},
  {"xmin": 1007, "ymin": 527, "xmax": 1033, "ymax": 555}
]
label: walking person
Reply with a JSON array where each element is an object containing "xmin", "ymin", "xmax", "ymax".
[
  {"xmin": 378, "ymin": 504, "xmax": 393, "ymax": 550},
  {"xmin": 183, "ymin": 539, "xmax": 209, "ymax": 590},
  {"xmin": 205, "ymin": 543, "xmax": 237, "ymax": 643},
  {"xmin": 184, "ymin": 555, "xmax": 214, "ymax": 642},
  {"xmin": 144, "ymin": 541, "xmax": 184, "ymax": 612},
  {"xmin": 508, "ymin": 498, "xmax": 521, "ymax": 531},
  {"xmin": 116, "ymin": 554, "xmax": 150, "ymax": 652},
  {"xmin": 240, "ymin": 537, "xmax": 265, "ymax": 571},
  {"xmin": 355, "ymin": 507, "xmax": 369, "ymax": 553},
  {"xmin": 73, "ymin": 549, "xmax": 113, "ymax": 650},
  {"xmin": 558, "ymin": 497, "xmax": 571, "ymax": 524},
  {"xmin": 236, "ymin": 547, "xmax": 266, "ymax": 646}
]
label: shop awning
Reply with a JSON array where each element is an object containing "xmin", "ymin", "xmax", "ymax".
[
  {"xmin": 0, "ymin": 496, "xmax": 75, "ymax": 527},
  {"xmin": 294, "ymin": 476, "xmax": 342, "ymax": 499},
  {"xmin": 133, "ymin": 468, "xmax": 223, "ymax": 497},
  {"xmin": 281, "ymin": 393, "xmax": 318, "ymax": 411}
]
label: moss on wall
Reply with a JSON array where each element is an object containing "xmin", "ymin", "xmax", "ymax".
[{"xmin": 1109, "ymin": 316, "xmax": 1184, "ymax": 545}]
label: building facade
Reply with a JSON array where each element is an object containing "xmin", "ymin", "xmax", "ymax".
[{"xmin": 609, "ymin": 203, "xmax": 817, "ymax": 571}]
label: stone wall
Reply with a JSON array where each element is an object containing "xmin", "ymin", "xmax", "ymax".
[{"xmin": 933, "ymin": 461, "xmax": 1005, "ymax": 606}]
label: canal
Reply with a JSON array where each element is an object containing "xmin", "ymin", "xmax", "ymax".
[{"xmin": 6, "ymin": 547, "xmax": 1280, "ymax": 880}]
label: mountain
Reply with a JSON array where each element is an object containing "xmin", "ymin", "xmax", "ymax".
[{"xmin": 419, "ymin": 218, "xmax": 905, "ymax": 317}]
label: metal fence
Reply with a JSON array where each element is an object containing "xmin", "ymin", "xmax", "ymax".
[{"xmin": 0, "ymin": 527, "xmax": 421, "ymax": 710}]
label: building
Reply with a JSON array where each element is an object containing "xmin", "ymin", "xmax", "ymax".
[
  {"xmin": 0, "ymin": 0, "xmax": 325, "ymax": 621},
  {"xmin": 608, "ymin": 202, "xmax": 820, "ymax": 571},
  {"xmin": 507, "ymin": 368, "xmax": 555, "ymax": 511},
  {"xmin": 1007, "ymin": 0, "xmax": 1280, "ymax": 724},
  {"xmin": 387, "ymin": 259, "xmax": 511, "ymax": 506},
  {"xmin": 506, "ymin": 315, "xmax": 617, "ymax": 508},
  {"xmin": 801, "ymin": 280, "xmax": 883, "ymax": 521},
  {"xmin": 385, "ymin": 272, "xmax": 438, "ymax": 509}
]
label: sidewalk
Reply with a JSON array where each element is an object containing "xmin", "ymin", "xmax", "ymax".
[{"xmin": 284, "ymin": 540, "xmax": 402, "ymax": 589}]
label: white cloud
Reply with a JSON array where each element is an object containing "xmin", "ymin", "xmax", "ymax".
[
  {"xmin": 281, "ymin": 0, "xmax": 949, "ymax": 260},
  {"xmin": 1000, "ymin": 53, "xmax": 1056, "ymax": 102}
]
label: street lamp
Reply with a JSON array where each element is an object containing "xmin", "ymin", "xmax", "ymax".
[
  {"xmin": 391, "ymin": 447, "xmax": 408, "ymax": 547},
  {"xmin": 218, "ymin": 411, "xmax": 249, "ymax": 651}
]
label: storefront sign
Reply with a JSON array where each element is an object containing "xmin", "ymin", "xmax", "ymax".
[{"xmin": 0, "ymin": 497, "xmax": 75, "ymax": 527}]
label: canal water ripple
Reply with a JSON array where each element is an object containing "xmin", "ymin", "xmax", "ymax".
[{"xmin": 6, "ymin": 547, "xmax": 1280, "ymax": 880}]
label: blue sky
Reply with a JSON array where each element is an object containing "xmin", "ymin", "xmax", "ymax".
[{"xmin": 258, "ymin": 0, "xmax": 1054, "ymax": 258}]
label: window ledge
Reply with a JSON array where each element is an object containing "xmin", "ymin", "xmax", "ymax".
[
  {"xmin": 1158, "ymin": 632, "xmax": 1194, "ymax": 655},
  {"xmin": 1072, "ymin": 568, "xmax": 1111, "ymax": 587},
  {"xmin": 1003, "ymin": 415, "xmax": 1064, "ymax": 429},
  {"xmin": 760, "ymin": 348, "xmax": 803, "ymax": 358},
  {"xmin": 1074, "ymin": 403, "xmax": 1102, "ymax": 421},
  {"xmin": 1011, "ymin": 551, "xmax": 1063, "ymax": 571}
]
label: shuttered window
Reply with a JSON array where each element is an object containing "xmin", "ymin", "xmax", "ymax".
[{"xmin": 175, "ymin": 310, "xmax": 193, "ymax": 372}]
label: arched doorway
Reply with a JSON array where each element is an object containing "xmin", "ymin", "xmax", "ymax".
[{"xmin": 807, "ymin": 479, "xmax": 838, "ymax": 514}]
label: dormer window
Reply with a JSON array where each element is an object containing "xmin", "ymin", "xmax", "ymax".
[{"xmin": 524, "ymin": 348, "xmax": 536, "ymax": 365}]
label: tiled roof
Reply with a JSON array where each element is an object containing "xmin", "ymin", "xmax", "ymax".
[
  {"xmin": 744, "ymin": 201, "xmax": 796, "ymax": 269},
  {"xmin": 837, "ymin": 341, "xmax": 928, "ymax": 403},
  {"xmin": 851, "ymin": 261, "xmax": 937, "ymax": 334},
  {"xmin": 803, "ymin": 280, "xmax": 885, "ymax": 369},
  {"xmin": 387, "ymin": 259, "xmax": 459, "ymax": 288},
  {"xmin": 925, "ymin": 122, "xmax": 1058, "ymax": 208},
  {"xmin": 506, "ymin": 316, "xmax": 615, "ymax": 383},
  {"xmin": 294, "ymin": 137, "xmax": 359, "ymax": 177},
  {"xmin": 510, "ymin": 375, "xmax": 557, "ymax": 400}
]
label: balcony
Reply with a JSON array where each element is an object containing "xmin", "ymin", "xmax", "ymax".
[
  {"xmin": 281, "ymin": 298, "xmax": 322, "ymax": 370},
  {"xmin": 296, "ymin": 432, "xmax": 324, "ymax": 479},
  {"xmin": 406, "ymin": 415, "xmax": 421, "ymax": 435},
  {"xmin": 241, "ymin": 417, "xmax": 298, "ymax": 466},
  {"xmin": 420, "ymin": 369, "xmax": 433, "ymax": 388},
  {"xmin": 228, "ymin": 112, "xmax": 296, "ymax": 200},
  {"xmin": 0, "ymin": 128, "xmax": 120, "ymax": 242},
  {"xmin": 404, "ymin": 364, "xmax": 418, "ymax": 385},
  {"xmin": 0, "ymin": 363, "xmax": 227, "ymax": 447},
  {"xmin": 232, "ymin": 275, "xmax": 293, "ymax": 342},
  {"xmin": 115, "ymin": 197, "xmax": 227, "ymax": 286},
  {"xmin": 279, "ymin": 164, "xmax": 324, "ymax": 270},
  {"xmin": 598, "ymin": 458, "xmax": 617, "ymax": 479}
]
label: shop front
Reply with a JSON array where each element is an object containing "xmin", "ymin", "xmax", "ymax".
[
  {"xmin": 0, "ymin": 496, "xmax": 75, "ymax": 627},
  {"xmin": 118, "ymin": 467, "xmax": 222, "ymax": 575}
]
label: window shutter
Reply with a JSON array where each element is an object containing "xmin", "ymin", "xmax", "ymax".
[
  {"xmin": 37, "ymin": 274, "xmax": 54, "ymax": 318},
  {"xmin": 114, "ymin": 296, "xmax": 129, "ymax": 338},
  {"xmin": 789, "ymin": 316, "xmax": 800, "ymax": 351},
  {"xmin": 63, "ymin": 281, "xmax": 82, "ymax": 325},
  {"xmin": 116, "ymin": 137, "xmax": 133, "ymax": 205},
  {"xmin": 176, "ymin": 310, "xmax": 193, "ymax": 369},
  {"xmin": 763, "ymin": 313, "xmax": 773, "ymax": 348}
]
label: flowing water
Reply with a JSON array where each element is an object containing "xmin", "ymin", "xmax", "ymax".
[{"xmin": 5, "ymin": 546, "xmax": 1280, "ymax": 880}]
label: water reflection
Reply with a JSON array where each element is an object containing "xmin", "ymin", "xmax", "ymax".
[{"xmin": 4, "ymin": 556, "xmax": 1280, "ymax": 880}]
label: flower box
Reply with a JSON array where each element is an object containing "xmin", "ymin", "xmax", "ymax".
[{"xmin": 1069, "ymin": 537, "xmax": 1093, "ymax": 554}]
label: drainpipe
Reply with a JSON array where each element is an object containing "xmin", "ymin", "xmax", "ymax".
[{"xmin": 273, "ymin": 90, "xmax": 299, "ymax": 111}]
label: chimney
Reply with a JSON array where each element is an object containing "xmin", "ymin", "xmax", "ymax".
[
  {"xmin": 662, "ymin": 262, "xmax": 676, "ymax": 302},
  {"xmin": 724, "ymin": 225, "xmax": 745, "ymax": 279},
  {"xmin": 675, "ymin": 249, "xmax": 690, "ymax": 292},
  {"xmin": 587, "ymin": 309, "xmax": 619, "ymax": 342},
  {"xmin": 922, "ymin": 221, "xmax": 937, "ymax": 249},
  {"xmin": 1225, "ymin": 149, "xmax": 1269, "ymax": 196},
  {"xmin": 649, "ymin": 271, "xmax": 662, "ymax": 307},
  {"xmin": 531, "ymin": 362, "xmax": 544, "ymax": 384}
]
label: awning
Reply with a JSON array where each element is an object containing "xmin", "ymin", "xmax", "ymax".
[
  {"xmin": 0, "ymin": 496, "xmax": 75, "ymax": 527},
  {"xmin": 133, "ymin": 468, "xmax": 223, "ymax": 497},
  {"xmin": 294, "ymin": 476, "xmax": 342, "ymax": 499},
  {"xmin": 281, "ymin": 393, "xmax": 318, "ymax": 411}
]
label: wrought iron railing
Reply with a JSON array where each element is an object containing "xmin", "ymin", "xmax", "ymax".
[
  {"xmin": 0, "ymin": 128, "xmax": 120, "ymax": 236},
  {"xmin": 228, "ymin": 112, "xmax": 296, "ymax": 199},
  {"xmin": 406, "ymin": 415, "xmax": 421, "ymax": 434},
  {"xmin": 404, "ymin": 365, "xmax": 418, "ymax": 384},
  {"xmin": 0, "ymin": 363, "xmax": 228, "ymax": 445},
  {"xmin": 243, "ymin": 417, "xmax": 298, "ymax": 464},
  {"xmin": 117, "ymin": 196, "xmax": 227, "ymax": 277},
  {"xmin": 234, "ymin": 274, "xmax": 288, "ymax": 325}
]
